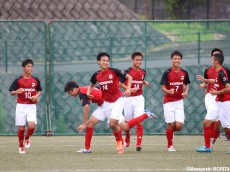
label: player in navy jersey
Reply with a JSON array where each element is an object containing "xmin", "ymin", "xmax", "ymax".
[
  {"xmin": 195, "ymin": 48, "xmax": 223, "ymax": 153},
  {"xmin": 120, "ymin": 51, "xmax": 157, "ymax": 152},
  {"xmin": 9, "ymin": 59, "xmax": 42, "ymax": 154},
  {"xmin": 205, "ymin": 53, "xmax": 230, "ymax": 154},
  {"xmin": 160, "ymin": 50, "xmax": 190, "ymax": 152},
  {"xmin": 87, "ymin": 52, "xmax": 156, "ymax": 154}
]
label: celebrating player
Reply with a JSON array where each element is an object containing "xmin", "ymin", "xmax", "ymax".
[
  {"xmin": 120, "ymin": 51, "xmax": 157, "ymax": 152},
  {"xmin": 9, "ymin": 59, "xmax": 42, "ymax": 154},
  {"xmin": 160, "ymin": 50, "xmax": 190, "ymax": 152},
  {"xmin": 195, "ymin": 48, "xmax": 223, "ymax": 153},
  {"xmin": 198, "ymin": 53, "xmax": 230, "ymax": 154},
  {"xmin": 87, "ymin": 52, "xmax": 156, "ymax": 154}
]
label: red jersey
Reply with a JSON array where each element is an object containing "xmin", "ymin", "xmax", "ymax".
[
  {"xmin": 90, "ymin": 67, "xmax": 127, "ymax": 102},
  {"xmin": 9, "ymin": 75, "xmax": 42, "ymax": 104},
  {"xmin": 160, "ymin": 67, "xmax": 190, "ymax": 104},
  {"xmin": 216, "ymin": 67, "xmax": 230, "ymax": 102},
  {"xmin": 122, "ymin": 67, "xmax": 146, "ymax": 96},
  {"xmin": 204, "ymin": 66, "xmax": 219, "ymax": 92},
  {"xmin": 78, "ymin": 86, "xmax": 104, "ymax": 106}
]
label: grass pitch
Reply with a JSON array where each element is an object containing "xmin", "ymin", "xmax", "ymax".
[{"xmin": 0, "ymin": 135, "xmax": 229, "ymax": 172}]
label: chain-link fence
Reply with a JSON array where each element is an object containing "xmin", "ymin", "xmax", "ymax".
[{"xmin": 1, "ymin": 20, "xmax": 230, "ymax": 135}]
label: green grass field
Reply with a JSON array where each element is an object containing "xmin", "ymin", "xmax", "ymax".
[{"xmin": 0, "ymin": 135, "xmax": 229, "ymax": 171}]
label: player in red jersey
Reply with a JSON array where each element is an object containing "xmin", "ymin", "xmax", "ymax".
[
  {"xmin": 195, "ymin": 48, "xmax": 223, "ymax": 153},
  {"xmin": 9, "ymin": 59, "xmax": 42, "ymax": 154},
  {"xmin": 120, "ymin": 51, "xmax": 157, "ymax": 152},
  {"xmin": 64, "ymin": 81, "xmax": 104, "ymax": 153},
  {"xmin": 87, "ymin": 52, "xmax": 156, "ymax": 154},
  {"xmin": 206, "ymin": 53, "xmax": 230, "ymax": 154},
  {"xmin": 160, "ymin": 50, "xmax": 190, "ymax": 152}
]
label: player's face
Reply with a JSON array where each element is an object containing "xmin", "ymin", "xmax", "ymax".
[
  {"xmin": 171, "ymin": 55, "xmax": 181, "ymax": 67},
  {"xmin": 23, "ymin": 63, "xmax": 33, "ymax": 75},
  {"xmin": 132, "ymin": 56, "xmax": 143, "ymax": 69},
  {"xmin": 67, "ymin": 88, "xmax": 79, "ymax": 97},
  {"xmin": 98, "ymin": 56, "xmax": 109, "ymax": 70}
]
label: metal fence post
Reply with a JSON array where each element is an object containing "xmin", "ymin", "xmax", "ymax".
[
  {"xmin": 197, "ymin": 32, "xmax": 201, "ymax": 64},
  {"xmin": 4, "ymin": 40, "xmax": 8, "ymax": 73}
]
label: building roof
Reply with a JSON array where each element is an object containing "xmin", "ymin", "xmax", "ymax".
[{"xmin": 0, "ymin": 0, "xmax": 139, "ymax": 20}]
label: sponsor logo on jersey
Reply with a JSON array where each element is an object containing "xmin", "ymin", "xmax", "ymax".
[
  {"xmin": 99, "ymin": 80, "xmax": 113, "ymax": 85},
  {"xmin": 170, "ymin": 82, "xmax": 183, "ymax": 86}
]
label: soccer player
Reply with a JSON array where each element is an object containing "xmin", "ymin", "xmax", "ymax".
[
  {"xmin": 120, "ymin": 51, "xmax": 157, "ymax": 152},
  {"xmin": 205, "ymin": 53, "xmax": 230, "ymax": 154},
  {"xmin": 87, "ymin": 52, "xmax": 155, "ymax": 154},
  {"xmin": 9, "ymin": 59, "xmax": 42, "ymax": 154},
  {"xmin": 160, "ymin": 50, "xmax": 190, "ymax": 152},
  {"xmin": 64, "ymin": 81, "xmax": 104, "ymax": 153},
  {"xmin": 195, "ymin": 48, "xmax": 223, "ymax": 153}
]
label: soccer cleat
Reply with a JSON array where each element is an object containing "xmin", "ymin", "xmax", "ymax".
[
  {"xmin": 76, "ymin": 148, "xmax": 91, "ymax": 153},
  {"xmin": 196, "ymin": 146, "xmax": 212, "ymax": 153},
  {"xmin": 225, "ymin": 134, "xmax": 230, "ymax": 141},
  {"xmin": 25, "ymin": 139, "xmax": 30, "ymax": 148},
  {"xmin": 144, "ymin": 109, "xmax": 157, "ymax": 119},
  {"xmin": 117, "ymin": 143, "xmax": 125, "ymax": 154},
  {"xmin": 116, "ymin": 141, "xmax": 123, "ymax": 151},
  {"xmin": 136, "ymin": 146, "xmax": 142, "ymax": 152},
  {"xmin": 19, "ymin": 147, "xmax": 25, "ymax": 154},
  {"xmin": 168, "ymin": 146, "xmax": 176, "ymax": 152}
]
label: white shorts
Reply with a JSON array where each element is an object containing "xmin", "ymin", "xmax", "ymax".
[
  {"xmin": 163, "ymin": 99, "xmax": 184, "ymax": 124},
  {"xmin": 92, "ymin": 97, "xmax": 125, "ymax": 124},
  {"xmin": 124, "ymin": 95, "xmax": 144, "ymax": 121},
  {"xmin": 15, "ymin": 103, "xmax": 37, "ymax": 126},
  {"xmin": 217, "ymin": 101, "xmax": 230, "ymax": 129},
  {"xmin": 204, "ymin": 93, "xmax": 218, "ymax": 121}
]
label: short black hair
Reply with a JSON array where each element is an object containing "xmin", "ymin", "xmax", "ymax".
[
  {"xmin": 64, "ymin": 81, "xmax": 79, "ymax": 92},
  {"xmin": 97, "ymin": 52, "xmax": 110, "ymax": 61},
  {"xmin": 131, "ymin": 51, "xmax": 143, "ymax": 60},
  {"xmin": 22, "ymin": 59, "xmax": 34, "ymax": 67},
  {"xmin": 211, "ymin": 48, "xmax": 223, "ymax": 56},
  {"xmin": 171, "ymin": 50, "xmax": 182, "ymax": 59},
  {"xmin": 213, "ymin": 53, "xmax": 224, "ymax": 65}
]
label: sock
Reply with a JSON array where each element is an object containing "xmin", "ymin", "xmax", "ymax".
[
  {"xmin": 212, "ymin": 123, "xmax": 220, "ymax": 144},
  {"xmin": 127, "ymin": 114, "xmax": 148, "ymax": 129},
  {"xmin": 204, "ymin": 126, "xmax": 212, "ymax": 148},
  {"xmin": 85, "ymin": 127, "xmax": 93, "ymax": 150},
  {"xmin": 25, "ymin": 127, "xmax": 35, "ymax": 140},
  {"xmin": 113, "ymin": 130, "xmax": 122, "ymax": 141},
  {"xmin": 136, "ymin": 124, "xmax": 143, "ymax": 147},
  {"xmin": 18, "ymin": 128, "xmax": 25, "ymax": 147},
  {"xmin": 166, "ymin": 128, "xmax": 174, "ymax": 148},
  {"xmin": 125, "ymin": 130, "xmax": 130, "ymax": 141}
]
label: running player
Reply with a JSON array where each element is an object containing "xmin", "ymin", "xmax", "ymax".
[
  {"xmin": 120, "ymin": 51, "xmax": 157, "ymax": 152},
  {"xmin": 87, "ymin": 52, "xmax": 155, "ymax": 154},
  {"xmin": 206, "ymin": 53, "xmax": 230, "ymax": 154},
  {"xmin": 195, "ymin": 48, "xmax": 223, "ymax": 153},
  {"xmin": 160, "ymin": 50, "xmax": 190, "ymax": 152},
  {"xmin": 9, "ymin": 59, "xmax": 42, "ymax": 154}
]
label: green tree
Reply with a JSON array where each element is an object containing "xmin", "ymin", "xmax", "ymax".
[{"xmin": 166, "ymin": 0, "xmax": 205, "ymax": 19}]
